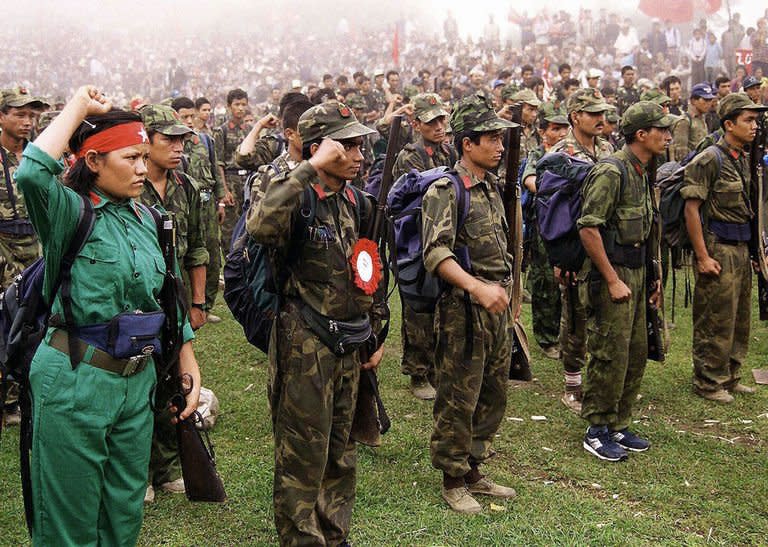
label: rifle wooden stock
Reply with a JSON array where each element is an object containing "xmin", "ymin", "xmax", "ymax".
[
  {"xmin": 503, "ymin": 122, "xmax": 532, "ymax": 381},
  {"xmin": 647, "ymin": 157, "xmax": 666, "ymax": 362},
  {"xmin": 351, "ymin": 115, "xmax": 401, "ymax": 446}
]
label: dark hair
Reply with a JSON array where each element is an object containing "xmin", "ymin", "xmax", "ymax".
[
  {"xmin": 715, "ymin": 75, "xmax": 731, "ymax": 87},
  {"xmin": 301, "ymin": 138, "xmax": 322, "ymax": 160},
  {"xmin": 563, "ymin": 78, "xmax": 580, "ymax": 90},
  {"xmin": 624, "ymin": 132, "xmax": 638, "ymax": 144},
  {"xmin": 65, "ymin": 110, "xmax": 142, "ymax": 196},
  {"xmin": 278, "ymin": 92, "xmax": 310, "ymax": 117},
  {"xmin": 355, "ymin": 74, "xmax": 371, "ymax": 84},
  {"xmin": 282, "ymin": 99, "xmax": 313, "ymax": 131},
  {"xmin": 441, "ymin": 67, "xmax": 453, "ymax": 77},
  {"xmin": 497, "ymin": 69, "xmax": 512, "ymax": 79},
  {"xmin": 171, "ymin": 96, "xmax": 195, "ymax": 111},
  {"xmin": 226, "ymin": 88, "xmax": 248, "ymax": 105},
  {"xmin": 322, "ymin": 73, "xmax": 333, "ymax": 81},
  {"xmin": 621, "ymin": 65, "xmax": 635, "ymax": 75},
  {"xmin": 601, "ymin": 86, "xmax": 616, "ymax": 96},
  {"xmin": 661, "ymin": 75, "xmax": 681, "ymax": 94},
  {"xmin": 386, "ymin": 70, "xmax": 400, "ymax": 79},
  {"xmin": 558, "ymin": 63, "xmax": 571, "ymax": 74},
  {"xmin": 336, "ymin": 75, "xmax": 348, "ymax": 85},
  {"xmin": 194, "ymin": 97, "xmax": 210, "ymax": 109},
  {"xmin": 454, "ymin": 129, "xmax": 483, "ymax": 158},
  {"xmin": 526, "ymin": 77, "xmax": 544, "ymax": 90},
  {"xmin": 720, "ymin": 110, "xmax": 742, "ymax": 130},
  {"xmin": 521, "ymin": 64, "xmax": 534, "ymax": 74},
  {"xmin": 310, "ymin": 88, "xmax": 336, "ymax": 105}
]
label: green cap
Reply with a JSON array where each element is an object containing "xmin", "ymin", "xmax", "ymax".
[
  {"xmin": 450, "ymin": 93, "xmax": 518, "ymax": 134},
  {"xmin": 138, "ymin": 104, "xmax": 193, "ymax": 136},
  {"xmin": 500, "ymin": 84, "xmax": 520, "ymax": 102},
  {"xmin": 0, "ymin": 87, "xmax": 48, "ymax": 110},
  {"xmin": 620, "ymin": 101, "xmax": 677, "ymax": 135},
  {"xmin": 717, "ymin": 92, "xmax": 768, "ymax": 119},
  {"xmin": 412, "ymin": 93, "xmax": 449, "ymax": 123},
  {"xmin": 605, "ymin": 110, "xmax": 620, "ymax": 124},
  {"xmin": 539, "ymin": 102, "xmax": 568, "ymax": 125},
  {"xmin": 298, "ymin": 101, "xmax": 376, "ymax": 142},
  {"xmin": 344, "ymin": 94, "xmax": 367, "ymax": 110},
  {"xmin": 566, "ymin": 88, "xmax": 613, "ymax": 114},
  {"xmin": 510, "ymin": 89, "xmax": 542, "ymax": 107},
  {"xmin": 639, "ymin": 88, "xmax": 672, "ymax": 106},
  {"xmin": 37, "ymin": 110, "xmax": 60, "ymax": 132}
]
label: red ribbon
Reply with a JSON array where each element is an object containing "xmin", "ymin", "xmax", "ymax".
[
  {"xmin": 75, "ymin": 122, "xmax": 149, "ymax": 159},
  {"xmin": 350, "ymin": 238, "xmax": 383, "ymax": 296}
]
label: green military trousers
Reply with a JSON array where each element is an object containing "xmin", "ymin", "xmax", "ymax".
[
  {"xmin": 269, "ymin": 301, "xmax": 359, "ymax": 546},
  {"xmin": 430, "ymin": 287, "xmax": 513, "ymax": 478},
  {"xmin": 692, "ymin": 239, "xmax": 751, "ymax": 391},
  {"xmin": 29, "ymin": 331, "xmax": 155, "ymax": 547},
  {"xmin": 220, "ymin": 173, "xmax": 245, "ymax": 254},
  {"xmin": 559, "ymin": 281, "xmax": 588, "ymax": 374},
  {"xmin": 399, "ymin": 302, "xmax": 436, "ymax": 382},
  {"xmin": 200, "ymin": 191, "xmax": 222, "ymax": 310},
  {"xmin": 529, "ymin": 233, "xmax": 561, "ymax": 349},
  {"xmin": 580, "ymin": 266, "xmax": 647, "ymax": 430}
]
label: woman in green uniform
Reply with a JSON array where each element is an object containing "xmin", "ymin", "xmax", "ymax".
[{"xmin": 15, "ymin": 86, "xmax": 201, "ymax": 546}]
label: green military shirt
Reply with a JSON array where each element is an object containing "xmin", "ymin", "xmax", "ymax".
[
  {"xmin": 578, "ymin": 146, "xmax": 653, "ymax": 248},
  {"xmin": 139, "ymin": 172, "xmax": 209, "ymax": 271},
  {"xmin": 234, "ymin": 135, "xmax": 286, "ymax": 172},
  {"xmin": 213, "ymin": 119, "xmax": 251, "ymax": 172},
  {"xmin": 616, "ymin": 85, "xmax": 641, "ymax": 115},
  {"xmin": 520, "ymin": 124, "xmax": 541, "ymax": 162},
  {"xmin": 248, "ymin": 161, "xmax": 374, "ymax": 321},
  {"xmin": 245, "ymin": 150, "xmax": 299, "ymax": 222},
  {"xmin": 549, "ymin": 128, "xmax": 614, "ymax": 163},
  {"xmin": 422, "ymin": 162, "xmax": 513, "ymax": 282},
  {"xmin": 15, "ymin": 143, "xmax": 193, "ymax": 341},
  {"xmin": 181, "ymin": 132, "xmax": 224, "ymax": 200},
  {"xmin": 521, "ymin": 146, "xmax": 545, "ymax": 184},
  {"xmin": 671, "ymin": 105, "xmax": 709, "ymax": 162},
  {"xmin": 680, "ymin": 137, "xmax": 752, "ymax": 225},
  {"xmin": 0, "ymin": 143, "xmax": 41, "ymax": 285},
  {"xmin": 392, "ymin": 136, "xmax": 455, "ymax": 180}
]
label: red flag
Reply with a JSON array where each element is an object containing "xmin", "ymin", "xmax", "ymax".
[
  {"xmin": 638, "ymin": 0, "xmax": 720, "ymax": 23},
  {"xmin": 392, "ymin": 25, "xmax": 399, "ymax": 66}
]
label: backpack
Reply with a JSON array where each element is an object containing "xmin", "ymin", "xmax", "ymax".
[
  {"xmin": 223, "ymin": 182, "xmax": 364, "ymax": 353},
  {"xmin": 658, "ymin": 145, "xmax": 723, "ymax": 249},
  {"xmin": 534, "ymin": 152, "xmax": 628, "ymax": 272},
  {"xmin": 386, "ymin": 167, "xmax": 471, "ymax": 313}
]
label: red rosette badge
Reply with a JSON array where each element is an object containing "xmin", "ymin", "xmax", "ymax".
[{"xmin": 350, "ymin": 238, "xmax": 383, "ymax": 295}]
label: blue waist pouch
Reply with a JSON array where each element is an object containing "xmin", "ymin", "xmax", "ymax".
[{"xmin": 77, "ymin": 310, "xmax": 166, "ymax": 359}]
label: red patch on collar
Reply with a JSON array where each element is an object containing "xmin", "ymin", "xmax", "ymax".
[
  {"xmin": 424, "ymin": 146, "xmax": 434, "ymax": 156},
  {"xmin": 89, "ymin": 191, "xmax": 102, "ymax": 206},
  {"xmin": 312, "ymin": 184, "xmax": 327, "ymax": 200},
  {"xmin": 461, "ymin": 175, "xmax": 472, "ymax": 189}
]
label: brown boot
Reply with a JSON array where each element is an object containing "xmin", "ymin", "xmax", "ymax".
[
  {"xmin": 466, "ymin": 476, "xmax": 517, "ymax": 499},
  {"xmin": 410, "ymin": 376, "xmax": 436, "ymax": 400},
  {"xmin": 441, "ymin": 486, "xmax": 482, "ymax": 514},
  {"xmin": 561, "ymin": 389, "xmax": 582, "ymax": 414},
  {"xmin": 729, "ymin": 383, "xmax": 756, "ymax": 395},
  {"xmin": 694, "ymin": 387, "xmax": 734, "ymax": 404}
]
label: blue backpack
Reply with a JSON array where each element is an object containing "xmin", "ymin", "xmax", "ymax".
[
  {"xmin": 535, "ymin": 152, "xmax": 628, "ymax": 272},
  {"xmin": 387, "ymin": 167, "xmax": 471, "ymax": 313}
]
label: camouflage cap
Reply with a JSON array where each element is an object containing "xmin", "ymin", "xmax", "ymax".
[
  {"xmin": 138, "ymin": 104, "xmax": 193, "ymax": 136},
  {"xmin": 510, "ymin": 89, "xmax": 542, "ymax": 107},
  {"xmin": 500, "ymin": 84, "xmax": 520, "ymax": 102},
  {"xmin": 298, "ymin": 100, "xmax": 376, "ymax": 142},
  {"xmin": 539, "ymin": 102, "xmax": 568, "ymax": 125},
  {"xmin": 37, "ymin": 110, "xmax": 61, "ymax": 132},
  {"xmin": 566, "ymin": 88, "xmax": 613, "ymax": 114},
  {"xmin": 717, "ymin": 92, "xmax": 768, "ymax": 119},
  {"xmin": 450, "ymin": 93, "xmax": 518, "ymax": 133},
  {"xmin": 0, "ymin": 88, "xmax": 49, "ymax": 110},
  {"xmin": 640, "ymin": 88, "xmax": 672, "ymax": 106},
  {"xmin": 412, "ymin": 93, "xmax": 449, "ymax": 123},
  {"xmin": 620, "ymin": 100, "xmax": 677, "ymax": 135},
  {"xmin": 344, "ymin": 94, "xmax": 367, "ymax": 110},
  {"xmin": 605, "ymin": 109, "xmax": 620, "ymax": 124}
]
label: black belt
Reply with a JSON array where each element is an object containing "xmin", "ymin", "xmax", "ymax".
[
  {"xmin": 49, "ymin": 329, "xmax": 151, "ymax": 376},
  {"xmin": 224, "ymin": 168, "xmax": 248, "ymax": 176},
  {"xmin": 714, "ymin": 237, "xmax": 747, "ymax": 246},
  {"xmin": 609, "ymin": 243, "xmax": 646, "ymax": 269}
]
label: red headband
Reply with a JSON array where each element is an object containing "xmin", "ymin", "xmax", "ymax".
[{"xmin": 75, "ymin": 122, "xmax": 149, "ymax": 159}]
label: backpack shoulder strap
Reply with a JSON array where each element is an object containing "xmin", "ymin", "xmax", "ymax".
[
  {"xmin": 446, "ymin": 171, "xmax": 471, "ymax": 231},
  {"xmin": 600, "ymin": 156, "xmax": 630, "ymax": 196},
  {"xmin": 0, "ymin": 147, "xmax": 18, "ymax": 219}
]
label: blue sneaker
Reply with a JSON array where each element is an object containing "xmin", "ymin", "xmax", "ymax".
[
  {"xmin": 610, "ymin": 429, "xmax": 650, "ymax": 452},
  {"xmin": 583, "ymin": 426, "xmax": 628, "ymax": 462}
]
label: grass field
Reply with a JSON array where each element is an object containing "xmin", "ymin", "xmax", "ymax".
[{"xmin": 2, "ymin": 283, "xmax": 768, "ymax": 546}]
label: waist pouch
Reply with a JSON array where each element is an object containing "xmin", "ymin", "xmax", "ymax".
[
  {"xmin": 0, "ymin": 218, "xmax": 35, "ymax": 236},
  {"xmin": 299, "ymin": 304, "xmax": 371, "ymax": 357},
  {"xmin": 608, "ymin": 243, "xmax": 646, "ymax": 269},
  {"xmin": 77, "ymin": 310, "xmax": 166, "ymax": 359},
  {"xmin": 709, "ymin": 220, "xmax": 751, "ymax": 242}
]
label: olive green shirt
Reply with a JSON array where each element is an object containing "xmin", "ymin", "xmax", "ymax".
[
  {"xmin": 549, "ymin": 129, "xmax": 614, "ymax": 164},
  {"xmin": 671, "ymin": 104, "xmax": 709, "ymax": 162},
  {"xmin": 392, "ymin": 136, "xmax": 455, "ymax": 180},
  {"xmin": 181, "ymin": 132, "xmax": 224, "ymax": 199},
  {"xmin": 234, "ymin": 135, "xmax": 285, "ymax": 172},
  {"xmin": 213, "ymin": 119, "xmax": 251, "ymax": 171}
]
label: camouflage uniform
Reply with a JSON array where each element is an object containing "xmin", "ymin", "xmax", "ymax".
[
  {"xmin": 248, "ymin": 102, "xmax": 377, "ymax": 546},
  {"xmin": 671, "ymin": 104, "xmax": 710, "ymax": 162},
  {"xmin": 576, "ymin": 102, "xmax": 674, "ymax": 430},
  {"xmin": 549, "ymin": 96, "xmax": 614, "ymax": 391},
  {"xmin": 616, "ymin": 85, "xmax": 640, "ymax": 116},
  {"xmin": 234, "ymin": 134, "xmax": 286, "ymax": 172},
  {"xmin": 421, "ymin": 95, "xmax": 516, "ymax": 480},
  {"xmin": 181, "ymin": 131, "xmax": 225, "ymax": 310},
  {"xmin": 214, "ymin": 119, "xmax": 251, "ymax": 253},
  {"xmin": 139, "ymin": 104, "xmax": 209, "ymax": 488},
  {"xmin": 681, "ymin": 94, "xmax": 767, "ymax": 393},
  {"xmin": 391, "ymin": 93, "xmax": 453, "ymax": 386}
]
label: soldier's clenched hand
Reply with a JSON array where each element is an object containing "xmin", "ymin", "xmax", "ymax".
[
  {"xmin": 308, "ymin": 138, "xmax": 346, "ymax": 171},
  {"xmin": 472, "ymin": 281, "xmax": 509, "ymax": 314},
  {"xmin": 75, "ymin": 85, "xmax": 112, "ymax": 116},
  {"xmin": 696, "ymin": 255, "xmax": 721, "ymax": 277},
  {"xmin": 608, "ymin": 278, "xmax": 632, "ymax": 303}
]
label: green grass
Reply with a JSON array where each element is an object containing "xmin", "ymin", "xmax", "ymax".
[{"xmin": 3, "ymin": 282, "xmax": 768, "ymax": 546}]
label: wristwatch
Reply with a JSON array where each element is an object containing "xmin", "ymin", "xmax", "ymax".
[{"xmin": 191, "ymin": 302, "xmax": 206, "ymax": 311}]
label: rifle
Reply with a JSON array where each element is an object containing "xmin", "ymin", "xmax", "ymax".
[
  {"xmin": 503, "ymin": 108, "xmax": 532, "ymax": 381},
  {"xmin": 155, "ymin": 211, "xmax": 226, "ymax": 502},
  {"xmin": 646, "ymin": 156, "xmax": 666, "ymax": 361},
  {"xmin": 750, "ymin": 114, "xmax": 768, "ymax": 320},
  {"xmin": 349, "ymin": 115, "xmax": 402, "ymax": 446}
]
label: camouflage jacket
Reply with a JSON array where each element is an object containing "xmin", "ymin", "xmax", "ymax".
[
  {"xmin": 520, "ymin": 145, "xmax": 546, "ymax": 188},
  {"xmin": 578, "ymin": 145, "xmax": 653, "ymax": 249},
  {"xmin": 213, "ymin": 119, "xmax": 251, "ymax": 171},
  {"xmin": 616, "ymin": 85, "xmax": 641, "ymax": 115},
  {"xmin": 392, "ymin": 136, "xmax": 456, "ymax": 180},
  {"xmin": 671, "ymin": 104, "xmax": 709, "ymax": 162},
  {"xmin": 245, "ymin": 150, "xmax": 299, "ymax": 217},
  {"xmin": 248, "ymin": 161, "xmax": 375, "ymax": 320},
  {"xmin": 0, "ymin": 143, "xmax": 41, "ymax": 285},
  {"xmin": 681, "ymin": 137, "xmax": 752, "ymax": 226},
  {"xmin": 549, "ymin": 129, "xmax": 614, "ymax": 164},
  {"xmin": 375, "ymin": 117, "xmax": 413, "ymax": 150},
  {"xmin": 422, "ymin": 162, "xmax": 513, "ymax": 283},
  {"xmin": 234, "ymin": 134, "xmax": 286, "ymax": 171},
  {"xmin": 181, "ymin": 131, "xmax": 224, "ymax": 200},
  {"xmin": 139, "ymin": 172, "xmax": 209, "ymax": 270},
  {"xmin": 521, "ymin": 124, "xmax": 542, "ymax": 162}
]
